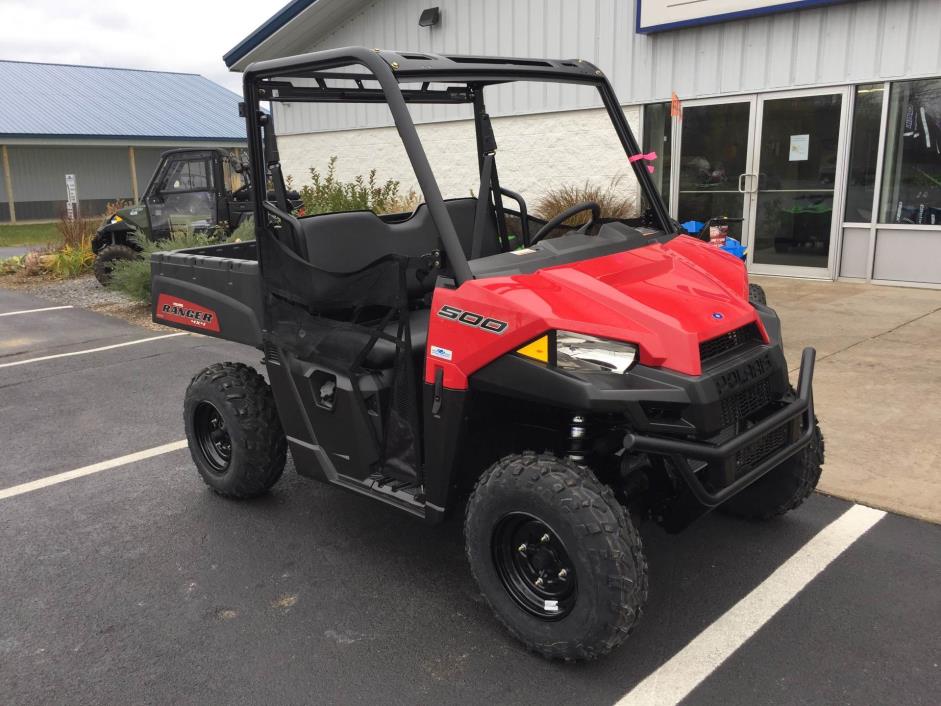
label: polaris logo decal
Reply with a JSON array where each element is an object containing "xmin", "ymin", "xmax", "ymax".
[
  {"xmin": 437, "ymin": 305, "xmax": 508, "ymax": 334},
  {"xmin": 156, "ymin": 294, "xmax": 220, "ymax": 333},
  {"xmin": 430, "ymin": 345, "xmax": 453, "ymax": 361},
  {"xmin": 712, "ymin": 312, "xmax": 724, "ymax": 320}
]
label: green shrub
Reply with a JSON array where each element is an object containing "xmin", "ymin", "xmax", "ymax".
[
  {"xmin": 533, "ymin": 176, "xmax": 638, "ymax": 226},
  {"xmin": 1, "ymin": 255, "xmax": 24, "ymax": 275},
  {"xmin": 298, "ymin": 156, "xmax": 419, "ymax": 216},
  {"xmin": 108, "ymin": 232, "xmax": 214, "ymax": 303},
  {"xmin": 49, "ymin": 237, "xmax": 94, "ymax": 278}
]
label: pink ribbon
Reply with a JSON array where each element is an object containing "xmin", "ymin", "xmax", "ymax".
[{"xmin": 629, "ymin": 151, "xmax": 657, "ymax": 173}]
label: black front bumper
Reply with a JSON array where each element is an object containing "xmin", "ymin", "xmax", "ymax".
[{"xmin": 624, "ymin": 347, "xmax": 816, "ymax": 507}]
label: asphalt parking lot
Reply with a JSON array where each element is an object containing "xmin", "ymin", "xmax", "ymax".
[{"xmin": 1, "ymin": 288, "xmax": 939, "ymax": 705}]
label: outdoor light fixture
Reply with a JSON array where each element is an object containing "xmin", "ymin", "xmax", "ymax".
[{"xmin": 418, "ymin": 7, "xmax": 440, "ymax": 27}]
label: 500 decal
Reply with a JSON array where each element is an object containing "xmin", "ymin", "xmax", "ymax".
[{"xmin": 437, "ymin": 305, "xmax": 508, "ymax": 334}]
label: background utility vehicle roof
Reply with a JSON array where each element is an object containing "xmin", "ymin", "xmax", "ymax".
[{"xmin": 0, "ymin": 60, "xmax": 245, "ymax": 141}]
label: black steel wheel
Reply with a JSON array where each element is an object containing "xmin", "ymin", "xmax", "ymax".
[
  {"xmin": 493, "ymin": 513, "xmax": 577, "ymax": 620},
  {"xmin": 184, "ymin": 363, "xmax": 287, "ymax": 499},
  {"xmin": 193, "ymin": 401, "xmax": 232, "ymax": 473},
  {"xmin": 465, "ymin": 452, "xmax": 648, "ymax": 661}
]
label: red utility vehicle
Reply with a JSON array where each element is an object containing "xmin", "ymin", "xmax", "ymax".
[{"xmin": 151, "ymin": 48, "xmax": 823, "ymax": 660}]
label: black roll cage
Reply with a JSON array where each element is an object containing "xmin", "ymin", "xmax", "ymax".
[{"xmin": 242, "ymin": 47, "xmax": 672, "ymax": 285}]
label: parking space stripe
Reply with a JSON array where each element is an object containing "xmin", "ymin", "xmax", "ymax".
[
  {"xmin": 0, "ymin": 305, "xmax": 74, "ymax": 317},
  {"xmin": 0, "ymin": 440, "xmax": 188, "ymax": 501},
  {"xmin": 0, "ymin": 332, "xmax": 188, "ymax": 368},
  {"xmin": 615, "ymin": 504, "xmax": 886, "ymax": 706}
]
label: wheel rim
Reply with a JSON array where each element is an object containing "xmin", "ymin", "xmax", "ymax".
[
  {"xmin": 193, "ymin": 401, "xmax": 232, "ymax": 473},
  {"xmin": 492, "ymin": 513, "xmax": 577, "ymax": 620}
]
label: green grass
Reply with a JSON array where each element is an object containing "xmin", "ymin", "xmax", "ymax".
[{"xmin": 0, "ymin": 222, "xmax": 61, "ymax": 247}]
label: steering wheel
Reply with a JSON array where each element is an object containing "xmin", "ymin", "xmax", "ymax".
[{"xmin": 530, "ymin": 201, "xmax": 601, "ymax": 245}]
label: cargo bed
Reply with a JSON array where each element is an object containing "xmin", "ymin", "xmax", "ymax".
[{"xmin": 150, "ymin": 241, "xmax": 263, "ymax": 348}]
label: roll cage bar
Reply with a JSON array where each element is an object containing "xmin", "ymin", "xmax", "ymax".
[{"xmin": 242, "ymin": 47, "xmax": 672, "ymax": 285}]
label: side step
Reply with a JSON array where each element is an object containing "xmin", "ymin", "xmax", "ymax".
[
  {"xmin": 329, "ymin": 471, "xmax": 426, "ymax": 519},
  {"xmin": 366, "ymin": 472, "xmax": 425, "ymax": 505}
]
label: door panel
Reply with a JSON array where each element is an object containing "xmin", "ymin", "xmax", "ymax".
[
  {"xmin": 676, "ymin": 101, "xmax": 753, "ymax": 242},
  {"xmin": 750, "ymin": 92, "xmax": 845, "ymax": 272},
  {"xmin": 146, "ymin": 154, "xmax": 217, "ymax": 240}
]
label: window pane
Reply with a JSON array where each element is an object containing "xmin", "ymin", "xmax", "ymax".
[
  {"xmin": 844, "ymin": 84, "xmax": 884, "ymax": 222},
  {"xmin": 880, "ymin": 78, "xmax": 941, "ymax": 224},
  {"xmin": 642, "ymin": 102, "xmax": 671, "ymax": 211}
]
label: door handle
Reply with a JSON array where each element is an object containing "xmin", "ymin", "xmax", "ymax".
[{"xmin": 739, "ymin": 173, "xmax": 760, "ymax": 194}]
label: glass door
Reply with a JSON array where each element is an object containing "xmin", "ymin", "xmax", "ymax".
[
  {"xmin": 674, "ymin": 98, "xmax": 756, "ymax": 244},
  {"xmin": 747, "ymin": 88, "xmax": 850, "ymax": 276}
]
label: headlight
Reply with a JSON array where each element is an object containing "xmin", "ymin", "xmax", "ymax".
[
  {"xmin": 517, "ymin": 330, "xmax": 638, "ymax": 374},
  {"xmin": 110, "ymin": 215, "xmax": 123, "ymax": 224}
]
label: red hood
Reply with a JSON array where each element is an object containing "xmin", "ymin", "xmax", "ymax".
[{"xmin": 431, "ymin": 235, "xmax": 762, "ymax": 383}]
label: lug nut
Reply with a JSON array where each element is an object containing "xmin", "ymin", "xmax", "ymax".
[
  {"xmin": 540, "ymin": 533, "xmax": 550, "ymax": 544},
  {"xmin": 558, "ymin": 569, "xmax": 568, "ymax": 579},
  {"xmin": 535, "ymin": 577, "xmax": 544, "ymax": 588},
  {"xmin": 517, "ymin": 543, "xmax": 527, "ymax": 555}
]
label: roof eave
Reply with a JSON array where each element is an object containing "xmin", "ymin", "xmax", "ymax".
[{"xmin": 223, "ymin": 0, "xmax": 318, "ymax": 70}]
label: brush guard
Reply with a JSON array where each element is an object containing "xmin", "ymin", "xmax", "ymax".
[{"xmin": 624, "ymin": 347, "xmax": 816, "ymax": 508}]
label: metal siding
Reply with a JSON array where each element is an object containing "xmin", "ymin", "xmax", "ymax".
[
  {"xmin": 0, "ymin": 61, "xmax": 246, "ymax": 141},
  {"xmin": 7, "ymin": 146, "xmax": 134, "ymax": 202},
  {"xmin": 262, "ymin": 0, "xmax": 941, "ymax": 135}
]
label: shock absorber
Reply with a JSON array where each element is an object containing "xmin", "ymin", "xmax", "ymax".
[{"xmin": 568, "ymin": 414, "xmax": 588, "ymax": 462}]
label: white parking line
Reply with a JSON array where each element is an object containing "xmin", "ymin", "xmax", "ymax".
[
  {"xmin": 0, "ymin": 331, "xmax": 188, "ymax": 369},
  {"xmin": 0, "ymin": 440, "xmax": 188, "ymax": 501},
  {"xmin": 0, "ymin": 305, "xmax": 73, "ymax": 317},
  {"xmin": 614, "ymin": 504, "xmax": 886, "ymax": 706}
]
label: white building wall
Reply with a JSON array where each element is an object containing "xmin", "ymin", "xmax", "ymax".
[{"xmin": 279, "ymin": 105, "xmax": 641, "ymax": 210}]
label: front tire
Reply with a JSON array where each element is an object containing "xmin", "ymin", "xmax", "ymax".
[
  {"xmin": 184, "ymin": 363, "xmax": 287, "ymax": 498},
  {"xmin": 465, "ymin": 452, "xmax": 648, "ymax": 661},
  {"xmin": 749, "ymin": 282, "xmax": 768, "ymax": 306},
  {"xmin": 721, "ymin": 420, "xmax": 824, "ymax": 520},
  {"xmin": 94, "ymin": 244, "xmax": 139, "ymax": 286}
]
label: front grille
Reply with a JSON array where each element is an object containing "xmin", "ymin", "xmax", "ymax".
[
  {"xmin": 700, "ymin": 323, "xmax": 762, "ymax": 364},
  {"xmin": 735, "ymin": 423, "xmax": 789, "ymax": 473},
  {"xmin": 720, "ymin": 377, "xmax": 773, "ymax": 426}
]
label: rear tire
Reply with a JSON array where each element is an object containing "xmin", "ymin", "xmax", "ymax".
[
  {"xmin": 749, "ymin": 282, "xmax": 768, "ymax": 306},
  {"xmin": 720, "ymin": 420, "xmax": 824, "ymax": 520},
  {"xmin": 184, "ymin": 363, "xmax": 287, "ymax": 499},
  {"xmin": 94, "ymin": 244, "xmax": 139, "ymax": 286},
  {"xmin": 464, "ymin": 452, "xmax": 648, "ymax": 661}
]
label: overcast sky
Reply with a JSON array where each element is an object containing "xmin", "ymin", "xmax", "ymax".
[{"xmin": 0, "ymin": 0, "xmax": 279, "ymax": 93}]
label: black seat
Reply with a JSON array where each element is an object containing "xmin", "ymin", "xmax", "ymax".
[
  {"xmin": 292, "ymin": 199, "xmax": 496, "ymax": 370},
  {"xmin": 298, "ymin": 197, "xmax": 502, "ymax": 286}
]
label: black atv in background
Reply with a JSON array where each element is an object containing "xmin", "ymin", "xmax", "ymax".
[{"xmin": 92, "ymin": 148, "xmax": 255, "ymax": 285}]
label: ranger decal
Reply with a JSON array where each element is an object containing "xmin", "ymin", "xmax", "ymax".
[{"xmin": 156, "ymin": 294, "xmax": 220, "ymax": 333}]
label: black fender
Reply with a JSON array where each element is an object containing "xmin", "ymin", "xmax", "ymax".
[{"xmin": 92, "ymin": 222, "xmax": 142, "ymax": 254}]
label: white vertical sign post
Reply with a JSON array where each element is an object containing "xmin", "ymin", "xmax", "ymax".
[{"xmin": 65, "ymin": 173, "xmax": 79, "ymax": 221}]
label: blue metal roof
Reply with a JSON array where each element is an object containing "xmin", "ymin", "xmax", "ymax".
[
  {"xmin": 0, "ymin": 60, "xmax": 246, "ymax": 141},
  {"xmin": 223, "ymin": 0, "xmax": 318, "ymax": 68}
]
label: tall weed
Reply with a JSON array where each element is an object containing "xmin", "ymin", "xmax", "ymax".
[{"xmin": 533, "ymin": 177, "xmax": 638, "ymax": 226}]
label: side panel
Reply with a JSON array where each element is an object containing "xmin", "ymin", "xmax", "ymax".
[
  {"xmin": 420, "ymin": 381, "xmax": 468, "ymax": 515},
  {"xmin": 150, "ymin": 246, "xmax": 263, "ymax": 347}
]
